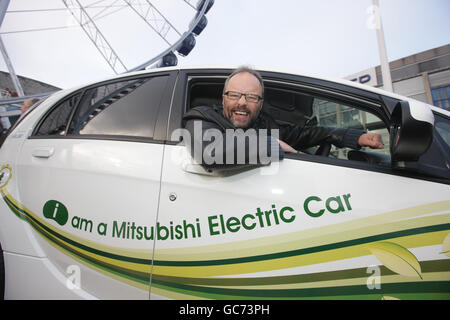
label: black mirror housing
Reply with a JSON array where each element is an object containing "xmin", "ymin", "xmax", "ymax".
[{"xmin": 390, "ymin": 101, "xmax": 434, "ymax": 162}]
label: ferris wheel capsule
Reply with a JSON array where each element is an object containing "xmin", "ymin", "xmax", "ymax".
[
  {"xmin": 191, "ymin": 13, "xmax": 208, "ymax": 36},
  {"xmin": 196, "ymin": 0, "xmax": 214, "ymax": 14},
  {"xmin": 176, "ymin": 33, "xmax": 196, "ymax": 57},
  {"xmin": 1, "ymin": 0, "xmax": 215, "ymax": 81},
  {"xmin": 156, "ymin": 52, "xmax": 178, "ymax": 68}
]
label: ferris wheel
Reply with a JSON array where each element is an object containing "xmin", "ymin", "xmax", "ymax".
[
  {"xmin": 0, "ymin": 0, "xmax": 214, "ymax": 100},
  {"xmin": 61, "ymin": 0, "xmax": 214, "ymax": 73}
]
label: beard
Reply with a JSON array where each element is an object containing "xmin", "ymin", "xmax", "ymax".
[{"xmin": 225, "ymin": 105, "xmax": 261, "ymax": 129}]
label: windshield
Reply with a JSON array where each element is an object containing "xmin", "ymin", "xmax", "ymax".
[{"xmin": 435, "ymin": 112, "xmax": 450, "ymax": 149}]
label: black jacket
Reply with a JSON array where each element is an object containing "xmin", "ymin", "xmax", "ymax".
[{"xmin": 182, "ymin": 105, "xmax": 364, "ymax": 168}]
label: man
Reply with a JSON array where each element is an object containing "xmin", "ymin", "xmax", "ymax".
[
  {"xmin": 183, "ymin": 67, "xmax": 384, "ymax": 168},
  {"xmin": 21, "ymin": 97, "xmax": 40, "ymax": 115},
  {"xmin": 1, "ymin": 98, "xmax": 40, "ymax": 148}
]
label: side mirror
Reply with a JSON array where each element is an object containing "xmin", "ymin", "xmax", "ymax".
[{"xmin": 390, "ymin": 100, "xmax": 434, "ymax": 162}]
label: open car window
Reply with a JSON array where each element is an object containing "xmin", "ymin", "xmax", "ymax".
[
  {"xmin": 261, "ymin": 84, "xmax": 390, "ymax": 160},
  {"xmin": 310, "ymin": 97, "xmax": 390, "ymax": 159},
  {"xmin": 186, "ymin": 76, "xmax": 390, "ymax": 164}
]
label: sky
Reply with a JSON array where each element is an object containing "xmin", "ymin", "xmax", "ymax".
[{"xmin": 0, "ymin": 0, "xmax": 449, "ymax": 91}]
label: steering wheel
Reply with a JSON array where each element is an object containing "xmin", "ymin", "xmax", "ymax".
[{"xmin": 315, "ymin": 142, "xmax": 332, "ymax": 157}]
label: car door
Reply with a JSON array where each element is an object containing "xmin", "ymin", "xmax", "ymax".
[
  {"xmin": 12, "ymin": 71, "xmax": 176, "ymax": 299},
  {"xmin": 151, "ymin": 69, "xmax": 450, "ymax": 300}
]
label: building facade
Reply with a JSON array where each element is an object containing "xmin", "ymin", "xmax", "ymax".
[
  {"xmin": 0, "ymin": 72, "xmax": 60, "ymax": 131},
  {"xmin": 346, "ymin": 43, "xmax": 450, "ymax": 111}
]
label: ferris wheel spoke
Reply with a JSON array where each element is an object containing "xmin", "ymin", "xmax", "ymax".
[
  {"xmin": 123, "ymin": 0, "xmax": 182, "ymax": 46},
  {"xmin": 128, "ymin": 0, "xmax": 214, "ymax": 71},
  {"xmin": 62, "ymin": 0, "xmax": 128, "ymax": 74},
  {"xmin": 87, "ymin": 0, "xmax": 126, "ymax": 21},
  {"xmin": 181, "ymin": 0, "xmax": 197, "ymax": 10},
  {"xmin": 0, "ymin": 0, "xmax": 214, "ymax": 82}
]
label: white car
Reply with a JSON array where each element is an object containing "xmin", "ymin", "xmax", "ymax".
[{"xmin": 0, "ymin": 66, "xmax": 449, "ymax": 300}]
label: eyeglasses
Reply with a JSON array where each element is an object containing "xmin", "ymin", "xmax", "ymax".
[{"xmin": 224, "ymin": 91, "xmax": 262, "ymax": 103}]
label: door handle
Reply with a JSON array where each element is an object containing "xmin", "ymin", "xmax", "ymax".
[{"xmin": 32, "ymin": 147, "xmax": 55, "ymax": 158}]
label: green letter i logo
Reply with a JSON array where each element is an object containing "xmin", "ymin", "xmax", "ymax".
[{"xmin": 43, "ymin": 200, "xmax": 69, "ymax": 226}]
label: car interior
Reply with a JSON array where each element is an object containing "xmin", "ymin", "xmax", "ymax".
[{"xmin": 187, "ymin": 77, "xmax": 391, "ymax": 165}]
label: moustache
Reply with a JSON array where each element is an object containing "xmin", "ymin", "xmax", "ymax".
[{"xmin": 231, "ymin": 107, "xmax": 251, "ymax": 113}]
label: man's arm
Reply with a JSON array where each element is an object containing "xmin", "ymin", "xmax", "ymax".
[
  {"xmin": 278, "ymin": 124, "xmax": 384, "ymax": 153},
  {"xmin": 280, "ymin": 124, "xmax": 363, "ymax": 150},
  {"xmin": 184, "ymin": 119, "xmax": 284, "ymax": 169}
]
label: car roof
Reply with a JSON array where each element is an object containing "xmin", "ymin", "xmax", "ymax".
[{"xmin": 62, "ymin": 64, "xmax": 450, "ymax": 117}]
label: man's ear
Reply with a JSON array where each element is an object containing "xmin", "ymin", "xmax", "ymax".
[{"xmin": 258, "ymin": 99, "xmax": 264, "ymax": 112}]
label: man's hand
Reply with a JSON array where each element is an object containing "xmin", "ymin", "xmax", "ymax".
[
  {"xmin": 277, "ymin": 139, "xmax": 297, "ymax": 153},
  {"xmin": 358, "ymin": 133, "xmax": 384, "ymax": 149}
]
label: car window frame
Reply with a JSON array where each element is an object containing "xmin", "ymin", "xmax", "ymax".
[
  {"xmin": 421, "ymin": 111, "xmax": 450, "ymax": 175},
  {"xmin": 170, "ymin": 69, "xmax": 390, "ymax": 150},
  {"xmin": 260, "ymin": 77, "xmax": 449, "ymax": 184},
  {"xmin": 30, "ymin": 71, "xmax": 178, "ymax": 144},
  {"xmin": 434, "ymin": 111, "xmax": 450, "ymax": 152},
  {"xmin": 166, "ymin": 69, "xmax": 450, "ymax": 185}
]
